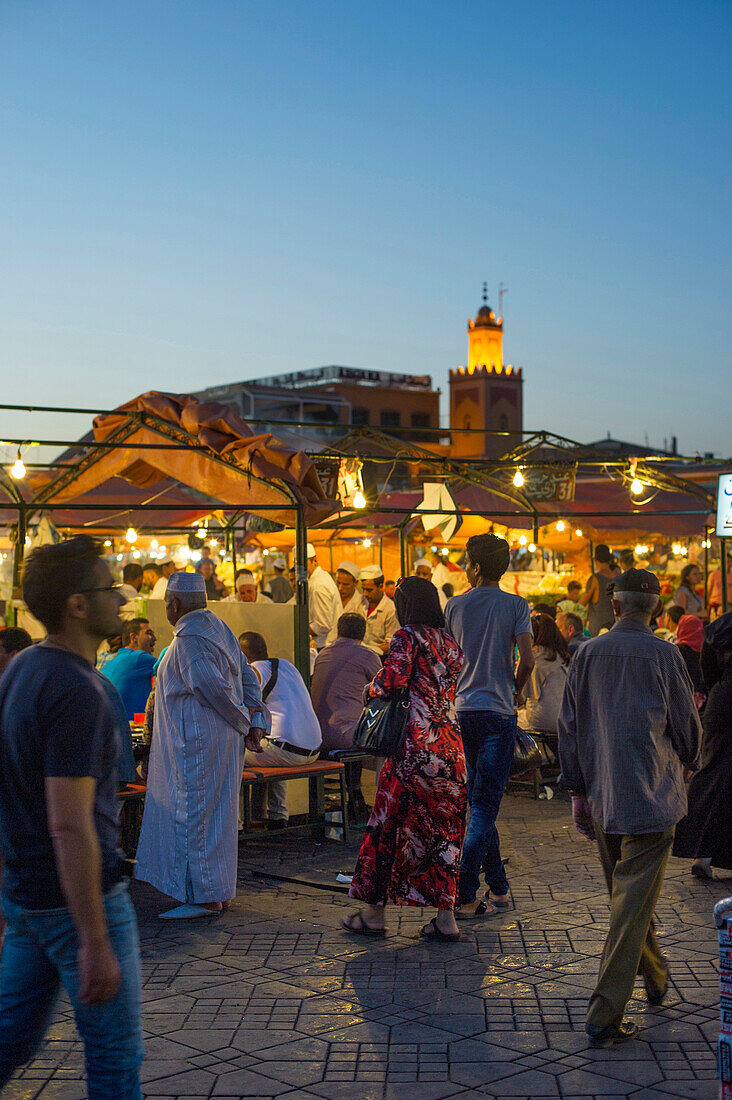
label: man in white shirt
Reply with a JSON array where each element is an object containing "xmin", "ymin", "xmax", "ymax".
[
  {"xmin": 335, "ymin": 561, "xmax": 367, "ymax": 618},
  {"xmin": 361, "ymin": 564, "xmax": 398, "ymax": 656},
  {"xmin": 150, "ymin": 560, "xmax": 176, "ymax": 599},
  {"xmin": 239, "ymin": 632, "xmax": 322, "ymax": 826},
  {"xmin": 307, "ymin": 544, "xmax": 341, "ymax": 650},
  {"xmin": 225, "ymin": 569, "xmax": 273, "ymax": 603},
  {"xmin": 119, "ymin": 563, "xmax": 143, "ymax": 603}
]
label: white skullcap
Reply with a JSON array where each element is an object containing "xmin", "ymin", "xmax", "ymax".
[
  {"xmin": 166, "ymin": 571, "xmax": 206, "ymax": 594},
  {"xmin": 272, "ymin": 557, "xmax": 286, "ymax": 569},
  {"xmin": 336, "ymin": 560, "xmax": 360, "ymax": 580},
  {"xmin": 360, "ymin": 564, "xmax": 384, "ymax": 581},
  {"xmin": 414, "ymin": 558, "xmax": 431, "ymax": 569},
  {"xmin": 236, "ymin": 569, "xmax": 255, "ymax": 581},
  {"xmin": 306, "ymin": 542, "xmax": 317, "ymax": 558}
]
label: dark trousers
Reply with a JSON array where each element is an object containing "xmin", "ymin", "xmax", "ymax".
[
  {"xmin": 586, "ymin": 826, "xmax": 674, "ymax": 1032},
  {"xmin": 458, "ymin": 710, "xmax": 517, "ymax": 904}
]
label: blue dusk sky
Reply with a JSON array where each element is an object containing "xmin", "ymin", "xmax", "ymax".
[{"xmin": 0, "ymin": 0, "xmax": 729, "ymax": 460}]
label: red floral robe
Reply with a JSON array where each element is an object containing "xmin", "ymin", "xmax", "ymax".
[{"xmin": 349, "ymin": 625, "xmax": 467, "ymax": 910}]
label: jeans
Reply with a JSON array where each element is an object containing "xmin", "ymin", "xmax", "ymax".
[
  {"xmin": 458, "ymin": 710, "xmax": 517, "ymax": 904},
  {"xmin": 0, "ymin": 882, "xmax": 143, "ymax": 1099}
]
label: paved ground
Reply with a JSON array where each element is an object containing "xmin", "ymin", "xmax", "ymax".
[{"xmin": 5, "ymin": 789, "xmax": 729, "ymax": 1099}]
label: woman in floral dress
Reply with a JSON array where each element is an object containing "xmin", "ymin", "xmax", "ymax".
[{"xmin": 343, "ymin": 576, "xmax": 467, "ymax": 941}]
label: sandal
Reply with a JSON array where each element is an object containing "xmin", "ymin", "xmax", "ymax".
[
  {"xmin": 420, "ymin": 918, "xmax": 461, "ymax": 943},
  {"xmin": 485, "ymin": 891, "xmax": 511, "ymax": 909},
  {"xmin": 342, "ymin": 910, "xmax": 387, "ymax": 936},
  {"xmin": 455, "ymin": 900, "xmax": 497, "ymax": 921}
]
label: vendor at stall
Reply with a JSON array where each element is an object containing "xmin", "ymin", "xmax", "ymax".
[
  {"xmin": 335, "ymin": 561, "xmax": 367, "ymax": 617},
  {"xmin": 361, "ymin": 564, "xmax": 398, "ymax": 655},
  {"xmin": 226, "ymin": 569, "xmax": 273, "ymax": 603}
]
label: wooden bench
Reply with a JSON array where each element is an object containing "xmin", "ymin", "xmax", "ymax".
[
  {"xmin": 240, "ymin": 760, "xmax": 349, "ymax": 843},
  {"xmin": 117, "ymin": 760, "xmax": 350, "ymax": 853}
]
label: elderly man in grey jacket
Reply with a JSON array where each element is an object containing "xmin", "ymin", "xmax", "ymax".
[{"xmin": 558, "ymin": 568, "xmax": 701, "ymax": 1047}]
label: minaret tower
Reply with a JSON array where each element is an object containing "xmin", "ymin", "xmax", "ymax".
[{"xmin": 449, "ymin": 285, "xmax": 523, "ymax": 458}]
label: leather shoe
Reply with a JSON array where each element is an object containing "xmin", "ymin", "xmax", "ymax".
[
  {"xmin": 646, "ymin": 969, "xmax": 670, "ymax": 1006},
  {"xmin": 586, "ymin": 1021, "xmax": 639, "ymax": 1047}
]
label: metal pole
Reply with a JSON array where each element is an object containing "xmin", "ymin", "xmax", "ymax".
[
  {"xmin": 704, "ymin": 525, "xmax": 710, "ymax": 611},
  {"xmin": 399, "ymin": 524, "xmax": 408, "ymax": 579},
  {"xmin": 589, "ymin": 539, "xmax": 595, "ymax": 575},
  {"xmin": 722, "ymin": 539, "xmax": 729, "ymax": 616},
  {"xmin": 230, "ymin": 521, "xmax": 237, "ymax": 579},
  {"xmin": 11, "ymin": 501, "xmax": 26, "ymax": 626},
  {"xmin": 294, "ymin": 504, "xmax": 310, "ymax": 683}
]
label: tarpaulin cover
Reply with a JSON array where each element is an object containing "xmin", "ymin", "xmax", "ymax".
[{"xmin": 30, "ymin": 392, "xmax": 339, "ymax": 525}]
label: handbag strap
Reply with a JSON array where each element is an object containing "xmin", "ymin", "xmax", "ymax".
[{"xmin": 261, "ymin": 658, "xmax": 280, "ymax": 702}]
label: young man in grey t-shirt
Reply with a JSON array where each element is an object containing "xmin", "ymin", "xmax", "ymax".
[{"xmin": 445, "ymin": 534, "xmax": 534, "ymax": 917}]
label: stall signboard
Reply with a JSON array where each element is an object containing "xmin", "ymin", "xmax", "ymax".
[
  {"xmin": 523, "ymin": 467, "xmax": 576, "ymax": 503},
  {"xmin": 715, "ymin": 473, "xmax": 732, "ymax": 538},
  {"xmin": 312, "ymin": 456, "xmax": 341, "ymax": 501}
]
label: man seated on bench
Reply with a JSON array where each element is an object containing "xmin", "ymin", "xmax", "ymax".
[{"xmin": 239, "ymin": 632, "xmax": 322, "ymax": 829}]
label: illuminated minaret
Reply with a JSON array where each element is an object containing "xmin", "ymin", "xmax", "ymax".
[{"xmin": 449, "ymin": 285, "xmax": 523, "ymax": 458}]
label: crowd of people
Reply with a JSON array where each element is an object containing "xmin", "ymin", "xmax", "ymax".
[{"xmin": 0, "ymin": 529, "xmax": 728, "ymax": 1095}]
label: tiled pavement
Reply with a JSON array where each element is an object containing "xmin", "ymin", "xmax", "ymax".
[{"xmin": 4, "ymin": 789, "xmax": 730, "ymax": 1099}]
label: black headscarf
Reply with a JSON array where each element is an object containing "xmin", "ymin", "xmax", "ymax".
[{"xmin": 394, "ymin": 576, "xmax": 445, "ymax": 629}]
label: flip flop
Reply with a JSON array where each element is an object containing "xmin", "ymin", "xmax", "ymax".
[
  {"xmin": 420, "ymin": 918, "xmax": 461, "ymax": 943},
  {"xmin": 342, "ymin": 911, "xmax": 387, "ymax": 936},
  {"xmin": 159, "ymin": 904, "xmax": 218, "ymax": 919},
  {"xmin": 455, "ymin": 900, "xmax": 497, "ymax": 921}
]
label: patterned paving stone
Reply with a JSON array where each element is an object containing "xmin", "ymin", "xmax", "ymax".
[{"xmin": 6, "ymin": 791, "xmax": 729, "ymax": 1098}]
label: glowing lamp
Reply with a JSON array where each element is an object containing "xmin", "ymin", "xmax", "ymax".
[
  {"xmin": 10, "ymin": 457, "xmax": 26, "ymax": 479},
  {"xmin": 441, "ymin": 547, "xmax": 449, "ymax": 556},
  {"xmin": 518, "ymin": 534, "xmax": 528, "ymax": 546},
  {"xmin": 528, "ymin": 543, "xmax": 536, "ymax": 553},
  {"xmin": 103, "ymin": 540, "xmax": 112, "ymax": 547},
  {"xmin": 125, "ymin": 527, "xmax": 137, "ymax": 544},
  {"xmin": 512, "ymin": 469, "xmax": 524, "ymax": 488},
  {"xmin": 556, "ymin": 520, "xmax": 566, "ymax": 532},
  {"xmin": 630, "ymin": 478, "xmax": 644, "ymax": 496},
  {"xmin": 197, "ymin": 528, "xmax": 206, "ymax": 538},
  {"xmin": 363, "ymin": 538, "xmax": 372, "ymax": 549},
  {"xmin": 575, "ymin": 529, "xmax": 583, "ymax": 537},
  {"xmin": 353, "ymin": 490, "xmax": 366, "ymax": 509}
]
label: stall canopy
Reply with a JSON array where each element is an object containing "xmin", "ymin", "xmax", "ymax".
[{"xmin": 24, "ymin": 392, "xmax": 339, "ymax": 527}]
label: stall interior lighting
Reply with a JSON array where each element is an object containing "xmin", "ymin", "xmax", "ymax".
[
  {"xmin": 125, "ymin": 527, "xmax": 137, "ymax": 544},
  {"xmin": 575, "ymin": 528, "xmax": 583, "ymax": 537},
  {"xmin": 512, "ymin": 469, "xmax": 524, "ymax": 488},
  {"xmin": 103, "ymin": 539, "xmax": 112, "ymax": 547},
  {"xmin": 702, "ymin": 539, "xmax": 712, "ymax": 548},
  {"xmin": 528, "ymin": 543, "xmax": 536, "ymax": 553},
  {"xmin": 556, "ymin": 520, "xmax": 566, "ymax": 532},
  {"xmin": 353, "ymin": 490, "xmax": 366, "ymax": 509},
  {"xmin": 634, "ymin": 543, "xmax": 649, "ymax": 555},
  {"xmin": 150, "ymin": 539, "xmax": 158, "ymax": 549},
  {"xmin": 518, "ymin": 534, "xmax": 528, "ymax": 546},
  {"xmin": 441, "ymin": 547, "xmax": 449, "ymax": 556},
  {"xmin": 363, "ymin": 538, "xmax": 372, "ymax": 548},
  {"xmin": 197, "ymin": 527, "xmax": 206, "ymax": 538},
  {"xmin": 630, "ymin": 477, "xmax": 645, "ymax": 496},
  {"xmin": 10, "ymin": 455, "xmax": 26, "ymax": 479}
]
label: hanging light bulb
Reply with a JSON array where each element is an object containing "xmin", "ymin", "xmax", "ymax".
[
  {"xmin": 518, "ymin": 534, "xmax": 528, "ymax": 546},
  {"xmin": 150, "ymin": 539, "xmax": 159, "ymax": 550},
  {"xmin": 126, "ymin": 527, "xmax": 138, "ymax": 543},
  {"xmin": 363, "ymin": 538, "xmax": 372, "ymax": 548},
  {"xmin": 197, "ymin": 527, "xmax": 206, "ymax": 539},
  {"xmin": 630, "ymin": 477, "xmax": 644, "ymax": 496},
  {"xmin": 353, "ymin": 490, "xmax": 366, "ymax": 509},
  {"xmin": 441, "ymin": 547, "xmax": 449, "ymax": 556},
  {"xmin": 528, "ymin": 543, "xmax": 536, "ymax": 553},
  {"xmin": 556, "ymin": 520, "xmax": 566, "ymax": 532},
  {"xmin": 575, "ymin": 528, "xmax": 583, "ymax": 537},
  {"xmin": 209, "ymin": 538, "xmax": 218, "ymax": 548},
  {"xmin": 103, "ymin": 539, "xmax": 112, "ymax": 548},
  {"xmin": 512, "ymin": 469, "xmax": 524, "ymax": 488},
  {"xmin": 10, "ymin": 452, "xmax": 26, "ymax": 479}
]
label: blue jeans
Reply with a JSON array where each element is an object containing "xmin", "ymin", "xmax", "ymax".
[
  {"xmin": 458, "ymin": 710, "xmax": 517, "ymax": 904},
  {"xmin": 0, "ymin": 882, "xmax": 143, "ymax": 1099}
]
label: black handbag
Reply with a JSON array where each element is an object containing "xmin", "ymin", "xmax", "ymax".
[
  {"xmin": 510, "ymin": 726, "xmax": 542, "ymax": 776},
  {"xmin": 352, "ymin": 687, "xmax": 411, "ymax": 757}
]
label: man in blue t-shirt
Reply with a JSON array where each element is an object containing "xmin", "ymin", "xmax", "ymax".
[
  {"xmin": 0, "ymin": 535, "xmax": 144, "ymax": 1098},
  {"xmin": 102, "ymin": 616, "xmax": 156, "ymax": 719},
  {"xmin": 445, "ymin": 533, "xmax": 534, "ymax": 918}
]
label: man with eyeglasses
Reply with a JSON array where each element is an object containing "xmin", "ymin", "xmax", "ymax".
[{"xmin": 0, "ymin": 535, "xmax": 144, "ymax": 1098}]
